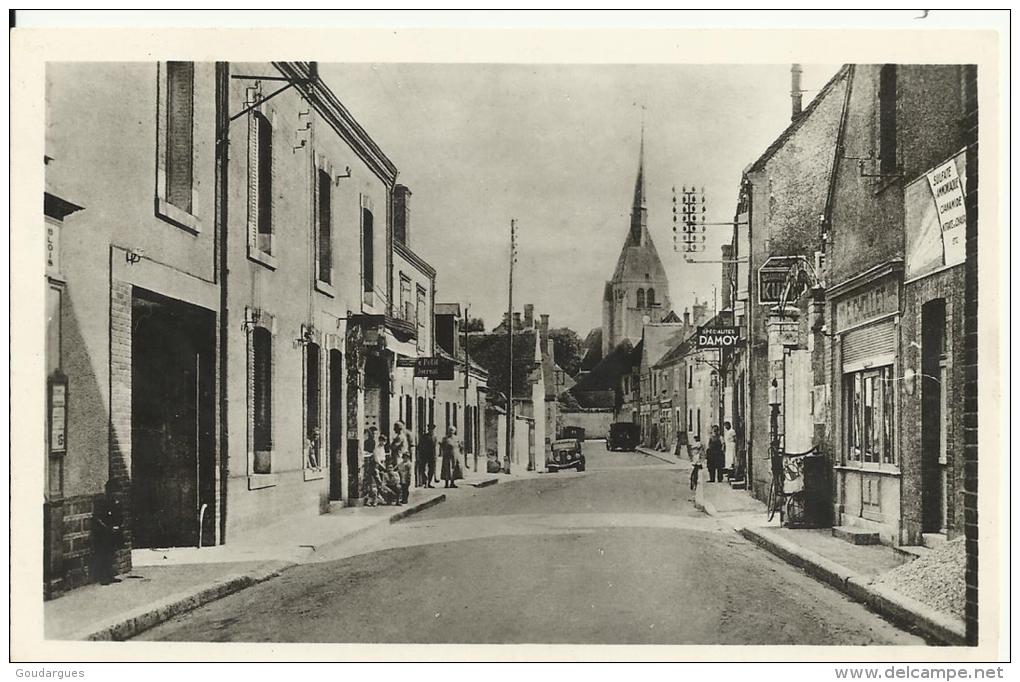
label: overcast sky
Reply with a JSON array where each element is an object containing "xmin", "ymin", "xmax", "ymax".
[{"xmin": 321, "ymin": 63, "xmax": 839, "ymax": 335}]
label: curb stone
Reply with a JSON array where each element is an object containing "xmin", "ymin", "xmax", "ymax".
[
  {"xmin": 738, "ymin": 526, "xmax": 966, "ymax": 646},
  {"xmin": 64, "ymin": 493, "xmax": 449, "ymax": 641},
  {"xmin": 469, "ymin": 478, "xmax": 499, "ymax": 488},
  {"xmin": 68, "ymin": 561, "xmax": 292, "ymax": 641},
  {"xmin": 635, "ymin": 446, "xmax": 681, "ymax": 466}
]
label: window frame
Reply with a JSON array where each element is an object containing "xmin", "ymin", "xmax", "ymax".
[
  {"xmin": 303, "ymin": 333, "xmax": 325, "ymax": 479},
  {"xmin": 155, "ymin": 61, "xmax": 202, "ymax": 233},
  {"xmin": 247, "ymin": 308, "xmax": 277, "ymax": 487},
  {"xmin": 246, "ymin": 92, "xmax": 277, "ymax": 269},
  {"xmin": 314, "ymin": 161, "xmax": 335, "ymax": 292},
  {"xmin": 843, "ymin": 364, "xmax": 897, "ymax": 468}
]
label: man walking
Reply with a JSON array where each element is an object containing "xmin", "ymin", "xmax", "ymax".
[
  {"xmin": 418, "ymin": 423, "xmax": 438, "ymax": 488},
  {"xmin": 440, "ymin": 426, "xmax": 459, "ymax": 489}
]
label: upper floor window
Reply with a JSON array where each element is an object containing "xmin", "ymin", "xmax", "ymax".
[
  {"xmin": 879, "ymin": 64, "xmax": 897, "ymax": 175},
  {"xmin": 647, "ymin": 288, "xmax": 656, "ymax": 306},
  {"xmin": 247, "ymin": 106, "xmax": 275, "ymax": 264},
  {"xmin": 362, "ymin": 208, "xmax": 375, "ymax": 294},
  {"xmin": 399, "ymin": 274, "xmax": 413, "ymax": 321},
  {"xmin": 317, "ymin": 169, "xmax": 333, "ymax": 284},
  {"xmin": 166, "ymin": 62, "xmax": 194, "ymax": 213},
  {"xmin": 636, "ymin": 288, "xmax": 646, "ymax": 308},
  {"xmin": 416, "ymin": 286, "xmax": 428, "ymax": 353}
]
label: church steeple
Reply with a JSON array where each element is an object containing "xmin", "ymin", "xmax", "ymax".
[{"xmin": 629, "ymin": 126, "xmax": 647, "ymax": 245}]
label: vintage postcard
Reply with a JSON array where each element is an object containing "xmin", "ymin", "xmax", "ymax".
[{"xmin": 9, "ymin": 11, "xmax": 1009, "ymax": 665}]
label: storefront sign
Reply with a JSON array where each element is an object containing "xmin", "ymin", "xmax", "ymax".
[
  {"xmin": 697, "ymin": 325, "xmax": 742, "ymax": 348},
  {"xmin": 834, "ymin": 279, "xmax": 899, "ymax": 331},
  {"xmin": 905, "ymin": 150, "xmax": 967, "ymax": 279},
  {"xmin": 414, "ymin": 356, "xmax": 455, "ymax": 380},
  {"xmin": 758, "ymin": 256, "xmax": 808, "ymax": 305},
  {"xmin": 396, "ymin": 355, "xmax": 417, "ymax": 368}
]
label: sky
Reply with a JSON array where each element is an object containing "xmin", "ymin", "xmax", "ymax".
[{"xmin": 321, "ymin": 63, "xmax": 840, "ymax": 335}]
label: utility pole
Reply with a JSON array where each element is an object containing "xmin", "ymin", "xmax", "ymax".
[
  {"xmin": 462, "ymin": 302, "xmax": 470, "ymax": 471},
  {"xmin": 506, "ymin": 219, "xmax": 517, "ymax": 470}
]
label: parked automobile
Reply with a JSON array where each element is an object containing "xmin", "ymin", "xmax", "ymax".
[
  {"xmin": 561, "ymin": 426, "xmax": 586, "ymax": 441},
  {"xmin": 607, "ymin": 422, "xmax": 641, "ymax": 451},
  {"xmin": 547, "ymin": 438, "xmax": 586, "ymax": 472}
]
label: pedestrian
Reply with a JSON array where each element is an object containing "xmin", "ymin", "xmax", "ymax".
[
  {"xmin": 440, "ymin": 426, "xmax": 459, "ymax": 489},
  {"xmin": 706, "ymin": 425, "xmax": 725, "ymax": 482},
  {"xmin": 398, "ymin": 451, "xmax": 412, "ymax": 504},
  {"xmin": 93, "ymin": 479, "xmax": 125, "ymax": 585},
  {"xmin": 418, "ymin": 423, "xmax": 438, "ymax": 488},
  {"xmin": 688, "ymin": 433, "xmax": 705, "ymax": 491},
  {"xmin": 722, "ymin": 420, "xmax": 737, "ymax": 481},
  {"xmin": 390, "ymin": 421, "xmax": 409, "ymax": 468},
  {"xmin": 364, "ymin": 426, "xmax": 378, "ymax": 459}
]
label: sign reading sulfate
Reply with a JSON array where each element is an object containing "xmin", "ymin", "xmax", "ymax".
[{"xmin": 697, "ymin": 326, "xmax": 742, "ymax": 348}]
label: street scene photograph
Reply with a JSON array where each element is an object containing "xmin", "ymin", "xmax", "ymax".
[{"xmin": 10, "ymin": 13, "xmax": 1008, "ymax": 666}]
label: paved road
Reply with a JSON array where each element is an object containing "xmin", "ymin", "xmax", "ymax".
[{"xmin": 138, "ymin": 441, "xmax": 923, "ymax": 645}]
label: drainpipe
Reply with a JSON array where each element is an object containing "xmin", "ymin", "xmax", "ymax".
[{"xmin": 215, "ymin": 61, "xmax": 230, "ymax": 545}]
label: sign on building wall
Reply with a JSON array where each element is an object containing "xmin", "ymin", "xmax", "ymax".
[
  {"xmin": 905, "ymin": 150, "xmax": 967, "ymax": 279},
  {"xmin": 757, "ymin": 255, "xmax": 808, "ymax": 305},
  {"xmin": 833, "ymin": 278, "xmax": 899, "ymax": 331},
  {"xmin": 414, "ymin": 357, "xmax": 455, "ymax": 380},
  {"xmin": 696, "ymin": 325, "xmax": 742, "ymax": 348}
]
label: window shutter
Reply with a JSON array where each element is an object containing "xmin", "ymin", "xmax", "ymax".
[
  {"xmin": 842, "ymin": 321, "xmax": 895, "ymax": 370},
  {"xmin": 247, "ymin": 97, "xmax": 259, "ymax": 252},
  {"xmin": 166, "ymin": 62, "xmax": 194, "ymax": 212}
]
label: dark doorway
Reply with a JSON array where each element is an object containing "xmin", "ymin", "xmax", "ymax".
[
  {"xmin": 921, "ymin": 299, "xmax": 948, "ymax": 534},
  {"xmin": 328, "ymin": 350, "xmax": 343, "ymax": 501},
  {"xmin": 131, "ymin": 289, "xmax": 215, "ymax": 548}
]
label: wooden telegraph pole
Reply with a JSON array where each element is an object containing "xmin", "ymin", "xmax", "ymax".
[{"xmin": 506, "ymin": 219, "xmax": 517, "ymax": 470}]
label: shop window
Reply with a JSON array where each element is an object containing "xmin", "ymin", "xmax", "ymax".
[
  {"xmin": 844, "ymin": 366, "xmax": 894, "ymax": 465},
  {"xmin": 317, "ymin": 169, "xmax": 332, "ymax": 285}
]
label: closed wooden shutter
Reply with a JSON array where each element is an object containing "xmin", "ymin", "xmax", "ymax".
[
  {"xmin": 842, "ymin": 321, "xmax": 895, "ymax": 370},
  {"xmin": 166, "ymin": 62, "xmax": 194, "ymax": 212}
]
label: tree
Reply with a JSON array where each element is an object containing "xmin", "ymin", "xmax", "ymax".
[
  {"xmin": 464, "ymin": 317, "xmax": 486, "ymax": 332},
  {"xmin": 548, "ymin": 327, "xmax": 586, "ymax": 377}
]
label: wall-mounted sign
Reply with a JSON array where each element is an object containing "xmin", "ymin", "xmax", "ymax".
[
  {"xmin": 758, "ymin": 255, "xmax": 808, "ymax": 305},
  {"xmin": 414, "ymin": 356, "xmax": 455, "ymax": 380},
  {"xmin": 905, "ymin": 150, "xmax": 967, "ymax": 279},
  {"xmin": 834, "ymin": 278, "xmax": 899, "ymax": 331},
  {"xmin": 396, "ymin": 355, "xmax": 417, "ymax": 368},
  {"xmin": 49, "ymin": 378, "xmax": 67, "ymax": 455},
  {"xmin": 46, "ymin": 219, "xmax": 61, "ymax": 277},
  {"xmin": 696, "ymin": 325, "xmax": 742, "ymax": 348}
]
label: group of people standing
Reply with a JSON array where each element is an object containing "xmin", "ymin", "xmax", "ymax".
[
  {"xmin": 684, "ymin": 420, "xmax": 738, "ymax": 491},
  {"xmin": 362, "ymin": 421, "xmax": 464, "ymax": 506}
]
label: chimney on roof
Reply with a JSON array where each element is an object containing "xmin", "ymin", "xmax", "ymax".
[
  {"xmin": 791, "ymin": 64, "xmax": 803, "ymax": 121},
  {"xmin": 513, "ymin": 312, "xmax": 522, "ymax": 331},
  {"xmin": 539, "ymin": 314, "xmax": 550, "ymax": 353},
  {"xmin": 683, "ymin": 308, "xmax": 690, "ymax": 327},
  {"xmin": 524, "ymin": 304, "xmax": 534, "ymax": 329}
]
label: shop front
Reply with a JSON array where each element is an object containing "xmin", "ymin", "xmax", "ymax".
[{"xmin": 829, "ymin": 263, "xmax": 903, "ymax": 545}]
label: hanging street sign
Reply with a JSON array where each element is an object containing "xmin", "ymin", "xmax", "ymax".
[
  {"xmin": 758, "ymin": 255, "xmax": 809, "ymax": 306},
  {"xmin": 696, "ymin": 326, "xmax": 742, "ymax": 348},
  {"xmin": 414, "ymin": 356, "xmax": 455, "ymax": 380}
]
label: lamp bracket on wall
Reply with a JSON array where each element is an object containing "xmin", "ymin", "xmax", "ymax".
[{"xmin": 335, "ymin": 166, "xmax": 352, "ymax": 184}]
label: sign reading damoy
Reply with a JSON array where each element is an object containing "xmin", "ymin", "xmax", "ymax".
[
  {"xmin": 414, "ymin": 356, "xmax": 455, "ymax": 380},
  {"xmin": 697, "ymin": 326, "xmax": 742, "ymax": 348}
]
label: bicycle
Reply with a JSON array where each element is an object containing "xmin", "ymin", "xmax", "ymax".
[{"xmin": 766, "ymin": 448, "xmax": 816, "ymax": 525}]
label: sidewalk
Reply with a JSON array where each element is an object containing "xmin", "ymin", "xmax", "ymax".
[
  {"xmin": 635, "ymin": 445, "xmax": 684, "ymax": 466},
  {"xmin": 46, "ymin": 484, "xmax": 454, "ymax": 641},
  {"xmin": 696, "ymin": 478, "xmax": 967, "ymax": 646}
]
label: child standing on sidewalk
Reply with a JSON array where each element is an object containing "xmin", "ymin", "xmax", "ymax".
[
  {"xmin": 688, "ymin": 434, "xmax": 705, "ymax": 491},
  {"xmin": 398, "ymin": 451, "xmax": 412, "ymax": 504}
]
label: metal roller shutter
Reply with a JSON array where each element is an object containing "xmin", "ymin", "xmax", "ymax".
[{"xmin": 842, "ymin": 321, "xmax": 895, "ymax": 369}]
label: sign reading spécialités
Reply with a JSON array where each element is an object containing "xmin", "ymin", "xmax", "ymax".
[{"xmin": 696, "ymin": 326, "xmax": 742, "ymax": 348}]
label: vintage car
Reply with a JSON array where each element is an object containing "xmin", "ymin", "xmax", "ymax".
[
  {"xmin": 547, "ymin": 438, "xmax": 586, "ymax": 472},
  {"xmin": 561, "ymin": 426, "xmax": 586, "ymax": 441},
  {"xmin": 607, "ymin": 422, "xmax": 641, "ymax": 452}
]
